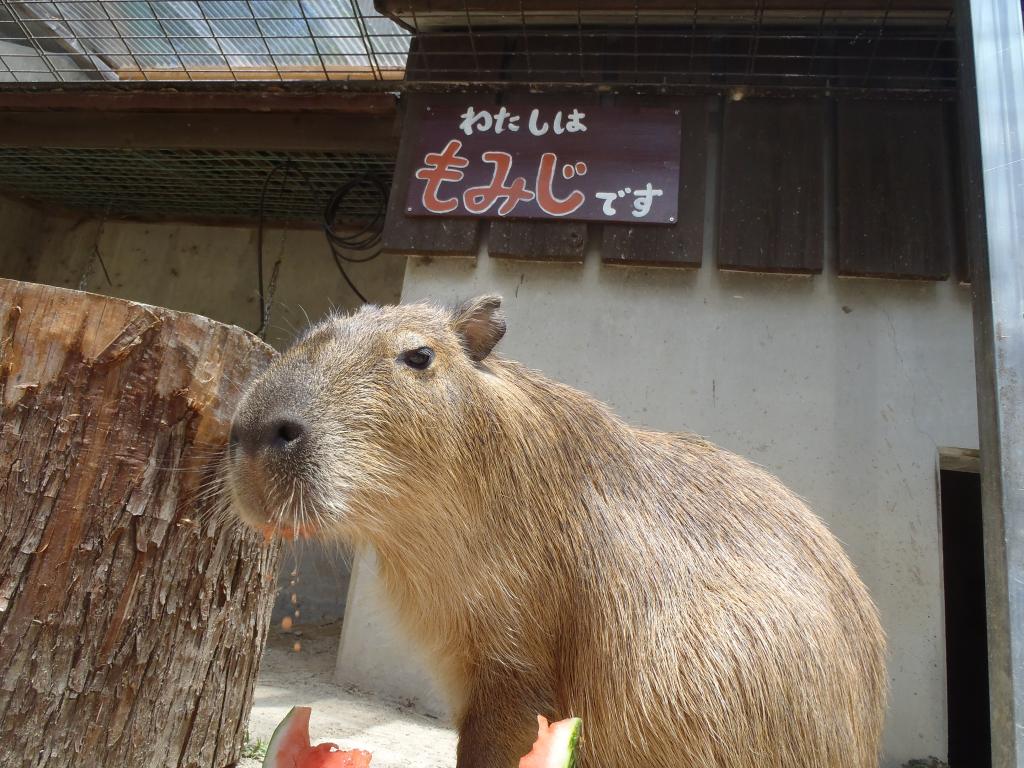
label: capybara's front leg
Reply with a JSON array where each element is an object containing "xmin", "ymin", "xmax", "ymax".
[{"xmin": 455, "ymin": 673, "xmax": 552, "ymax": 768}]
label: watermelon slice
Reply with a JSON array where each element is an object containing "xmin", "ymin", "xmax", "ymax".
[
  {"xmin": 262, "ymin": 706, "xmax": 371, "ymax": 768},
  {"xmin": 261, "ymin": 706, "xmax": 580, "ymax": 768},
  {"xmin": 518, "ymin": 715, "xmax": 582, "ymax": 768}
]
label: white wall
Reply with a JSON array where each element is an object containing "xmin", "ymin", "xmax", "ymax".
[
  {"xmin": 340, "ymin": 238, "xmax": 977, "ymax": 765},
  {"xmin": 0, "ymin": 200, "xmax": 404, "ymax": 349}
]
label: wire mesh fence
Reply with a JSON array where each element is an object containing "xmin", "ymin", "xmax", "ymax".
[
  {"xmin": 0, "ymin": 1, "xmax": 957, "ymax": 96},
  {"xmin": 0, "ymin": 147, "xmax": 395, "ymax": 221}
]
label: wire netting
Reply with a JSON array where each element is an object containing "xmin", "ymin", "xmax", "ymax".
[{"xmin": 0, "ymin": 147, "xmax": 395, "ymax": 221}]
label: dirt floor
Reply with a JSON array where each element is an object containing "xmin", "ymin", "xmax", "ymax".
[{"xmin": 238, "ymin": 621, "xmax": 457, "ymax": 768}]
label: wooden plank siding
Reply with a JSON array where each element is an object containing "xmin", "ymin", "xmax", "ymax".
[
  {"xmin": 488, "ymin": 89, "xmax": 593, "ymax": 263},
  {"xmin": 946, "ymin": 101, "xmax": 972, "ymax": 284},
  {"xmin": 717, "ymin": 99, "xmax": 825, "ymax": 273},
  {"xmin": 381, "ymin": 36, "xmax": 508, "ymax": 259},
  {"xmin": 602, "ymin": 96, "xmax": 711, "ymax": 268},
  {"xmin": 836, "ymin": 100, "xmax": 958, "ymax": 280},
  {"xmin": 380, "ymin": 91, "xmax": 482, "ymax": 259},
  {"xmin": 488, "ymin": 220, "xmax": 587, "ymax": 261},
  {"xmin": 381, "ymin": 90, "xmax": 962, "ymax": 276}
]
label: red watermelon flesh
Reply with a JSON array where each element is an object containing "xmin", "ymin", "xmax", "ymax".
[
  {"xmin": 519, "ymin": 715, "xmax": 582, "ymax": 768},
  {"xmin": 263, "ymin": 706, "xmax": 579, "ymax": 768},
  {"xmin": 262, "ymin": 706, "xmax": 371, "ymax": 768}
]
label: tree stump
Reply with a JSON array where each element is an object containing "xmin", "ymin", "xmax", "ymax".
[{"xmin": 0, "ymin": 279, "xmax": 281, "ymax": 768}]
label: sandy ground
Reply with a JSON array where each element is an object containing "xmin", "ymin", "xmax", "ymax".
[{"xmin": 238, "ymin": 621, "xmax": 457, "ymax": 768}]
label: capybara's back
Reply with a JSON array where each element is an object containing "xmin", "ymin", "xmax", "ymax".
[
  {"xmin": 228, "ymin": 296, "xmax": 887, "ymax": 768},
  {"xmin": 559, "ymin": 428, "xmax": 886, "ymax": 767}
]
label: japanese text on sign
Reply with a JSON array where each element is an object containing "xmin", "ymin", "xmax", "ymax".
[{"xmin": 404, "ymin": 101, "xmax": 682, "ymax": 225}]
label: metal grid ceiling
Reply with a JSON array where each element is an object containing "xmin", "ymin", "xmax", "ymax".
[
  {"xmin": 0, "ymin": 0, "xmax": 409, "ymax": 82},
  {"xmin": 0, "ymin": 148, "xmax": 395, "ymax": 221},
  {"xmin": 0, "ymin": 1, "xmax": 957, "ymax": 95}
]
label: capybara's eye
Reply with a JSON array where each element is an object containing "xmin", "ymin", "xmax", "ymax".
[{"xmin": 400, "ymin": 347, "xmax": 434, "ymax": 370}]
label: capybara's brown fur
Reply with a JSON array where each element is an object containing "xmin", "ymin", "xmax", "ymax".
[{"xmin": 228, "ymin": 296, "xmax": 887, "ymax": 768}]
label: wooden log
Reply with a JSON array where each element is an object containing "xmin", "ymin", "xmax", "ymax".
[{"xmin": 0, "ymin": 279, "xmax": 281, "ymax": 768}]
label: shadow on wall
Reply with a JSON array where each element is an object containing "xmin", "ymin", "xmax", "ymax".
[{"xmin": 272, "ymin": 542, "xmax": 353, "ymax": 624}]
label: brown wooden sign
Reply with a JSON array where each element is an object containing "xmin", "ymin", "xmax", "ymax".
[{"xmin": 403, "ymin": 98, "xmax": 681, "ymax": 225}]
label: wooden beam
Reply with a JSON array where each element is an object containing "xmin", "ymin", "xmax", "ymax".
[
  {"xmin": 113, "ymin": 67, "xmax": 404, "ymax": 83},
  {"xmin": 0, "ymin": 86, "xmax": 397, "ymax": 115},
  {"xmin": 957, "ymin": 0, "xmax": 1024, "ymax": 766},
  {"xmin": 717, "ymin": 98, "xmax": 825, "ymax": 274},
  {"xmin": 377, "ymin": 0, "xmax": 954, "ymax": 30},
  {"xmin": 836, "ymin": 100, "xmax": 956, "ymax": 280},
  {"xmin": 0, "ymin": 110, "xmax": 398, "ymax": 153}
]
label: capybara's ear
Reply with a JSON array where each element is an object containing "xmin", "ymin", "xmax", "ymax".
[{"xmin": 452, "ymin": 295, "xmax": 506, "ymax": 362}]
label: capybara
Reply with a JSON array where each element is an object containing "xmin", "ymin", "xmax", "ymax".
[{"xmin": 228, "ymin": 295, "xmax": 887, "ymax": 768}]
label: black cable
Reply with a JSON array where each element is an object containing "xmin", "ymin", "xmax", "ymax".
[
  {"xmin": 255, "ymin": 163, "xmax": 389, "ymax": 334},
  {"xmin": 255, "ymin": 162, "xmax": 285, "ymax": 339},
  {"xmin": 322, "ymin": 174, "xmax": 389, "ymax": 260},
  {"xmin": 330, "ymin": 248, "xmax": 370, "ymax": 304},
  {"xmin": 284, "ymin": 163, "xmax": 387, "ymax": 300}
]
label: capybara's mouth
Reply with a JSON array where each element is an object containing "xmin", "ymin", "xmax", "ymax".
[
  {"xmin": 225, "ymin": 451, "xmax": 326, "ymax": 542},
  {"xmin": 230, "ymin": 483, "xmax": 326, "ymax": 543},
  {"xmin": 258, "ymin": 520, "xmax": 321, "ymax": 543},
  {"xmin": 230, "ymin": 486, "xmax": 324, "ymax": 545}
]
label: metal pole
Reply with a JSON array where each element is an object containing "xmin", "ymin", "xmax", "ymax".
[{"xmin": 957, "ymin": 1, "xmax": 1024, "ymax": 766}]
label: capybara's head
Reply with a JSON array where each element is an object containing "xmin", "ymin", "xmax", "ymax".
[{"xmin": 227, "ymin": 296, "xmax": 506, "ymax": 541}]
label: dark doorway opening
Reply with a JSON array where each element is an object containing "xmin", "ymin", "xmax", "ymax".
[{"xmin": 940, "ymin": 468, "xmax": 990, "ymax": 768}]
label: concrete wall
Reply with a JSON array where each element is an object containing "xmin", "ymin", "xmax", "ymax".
[
  {"xmin": 0, "ymin": 195, "xmax": 407, "ymax": 623},
  {"xmin": 339, "ymin": 241, "xmax": 977, "ymax": 765},
  {"xmin": 0, "ymin": 198, "xmax": 405, "ymax": 349}
]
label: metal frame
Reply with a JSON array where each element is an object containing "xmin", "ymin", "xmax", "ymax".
[{"xmin": 957, "ymin": 0, "xmax": 1024, "ymax": 765}]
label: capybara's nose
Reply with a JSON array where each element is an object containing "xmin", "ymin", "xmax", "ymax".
[{"xmin": 230, "ymin": 415, "xmax": 307, "ymax": 454}]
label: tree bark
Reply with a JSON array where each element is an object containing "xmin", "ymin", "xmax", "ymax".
[{"xmin": 0, "ymin": 278, "xmax": 281, "ymax": 768}]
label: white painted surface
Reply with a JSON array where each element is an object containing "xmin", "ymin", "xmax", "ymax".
[
  {"xmin": 336, "ymin": 550, "xmax": 449, "ymax": 718},
  {"xmin": 0, "ymin": 202, "xmax": 405, "ymax": 350},
  {"xmin": 340, "ymin": 243, "xmax": 977, "ymax": 766}
]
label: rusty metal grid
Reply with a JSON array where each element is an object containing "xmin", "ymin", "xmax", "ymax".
[{"xmin": 0, "ymin": 147, "xmax": 395, "ymax": 221}]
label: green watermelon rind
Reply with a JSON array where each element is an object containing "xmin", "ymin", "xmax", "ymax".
[
  {"xmin": 549, "ymin": 717, "xmax": 582, "ymax": 768},
  {"xmin": 262, "ymin": 707, "xmax": 578, "ymax": 768},
  {"xmin": 263, "ymin": 705, "xmax": 311, "ymax": 768}
]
